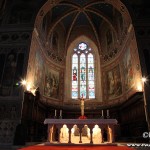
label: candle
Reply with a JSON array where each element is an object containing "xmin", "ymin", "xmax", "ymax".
[
  {"xmin": 60, "ymin": 110, "xmax": 62, "ymax": 116},
  {"xmin": 102, "ymin": 110, "xmax": 104, "ymax": 116},
  {"xmin": 55, "ymin": 110, "xmax": 57, "ymax": 116},
  {"xmin": 107, "ymin": 109, "xmax": 109, "ymax": 116}
]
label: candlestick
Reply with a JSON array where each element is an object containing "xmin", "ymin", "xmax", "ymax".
[
  {"xmin": 55, "ymin": 110, "xmax": 57, "ymax": 116},
  {"xmin": 107, "ymin": 109, "xmax": 109, "ymax": 116},
  {"xmin": 60, "ymin": 110, "xmax": 62, "ymax": 116},
  {"xmin": 102, "ymin": 110, "xmax": 104, "ymax": 116}
]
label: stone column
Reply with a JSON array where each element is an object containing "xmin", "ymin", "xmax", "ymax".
[
  {"xmin": 57, "ymin": 125, "xmax": 62, "ymax": 143},
  {"xmin": 48, "ymin": 125, "xmax": 53, "ymax": 143},
  {"xmin": 68, "ymin": 125, "xmax": 72, "ymax": 144},
  {"xmin": 89, "ymin": 127, "xmax": 93, "ymax": 144},
  {"xmin": 98, "ymin": 125, "xmax": 103, "ymax": 143},
  {"xmin": 109, "ymin": 125, "xmax": 115, "ymax": 143},
  {"xmin": 78, "ymin": 125, "xmax": 83, "ymax": 143},
  {"xmin": 88, "ymin": 125, "xmax": 94, "ymax": 144},
  {"xmin": 100, "ymin": 127, "xmax": 104, "ymax": 143}
]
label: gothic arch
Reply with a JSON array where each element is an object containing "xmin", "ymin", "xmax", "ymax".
[{"xmin": 64, "ymin": 35, "xmax": 102, "ymax": 102}]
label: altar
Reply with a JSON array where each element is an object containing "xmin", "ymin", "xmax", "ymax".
[{"xmin": 44, "ymin": 119, "xmax": 118, "ymax": 144}]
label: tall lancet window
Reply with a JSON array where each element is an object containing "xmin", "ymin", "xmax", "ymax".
[
  {"xmin": 72, "ymin": 54, "xmax": 78, "ymax": 98},
  {"xmin": 72, "ymin": 42, "xmax": 95, "ymax": 99}
]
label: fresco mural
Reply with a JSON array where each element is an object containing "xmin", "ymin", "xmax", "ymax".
[
  {"xmin": 122, "ymin": 48, "xmax": 134, "ymax": 90},
  {"xmin": 44, "ymin": 67, "xmax": 59, "ymax": 99},
  {"xmin": 106, "ymin": 29, "xmax": 113, "ymax": 51},
  {"xmin": 0, "ymin": 52, "xmax": 17, "ymax": 96},
  {"xmin": 106, "ymin": 29, "xmax": 113, "ymax": 46},
  {"xmin": 34, "ymin": 51, "xmax": 44, "ymax": 90},
  {"xmin": 50, "ymin": 31, "xmax": 58, "ymax": 53},
  {"xmin": 2, "ymin": 53, "xmax": 17, "ymax": 87},
  {"xmin": 119, "ymin": 13, "xmax": 123, "ymax": 31},
  {"xmin": 106, "ymin": 65, "xmax": 122, "ymax": 99}
]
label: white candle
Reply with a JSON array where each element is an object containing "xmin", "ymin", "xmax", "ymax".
[
  {"xmin": 55, "ymin": 110, "xmax": 57, "ymax": 116},
  {"xmin": 102, "ymin": 110, "xmax": 104, "ymax": 116},
  {"xmin": 107, "ymin": 110, "xmax": 109, "ymax": 116},
  {"xmin": 60, "ymin": 110, "xmax": 62, "ymax": 116}
]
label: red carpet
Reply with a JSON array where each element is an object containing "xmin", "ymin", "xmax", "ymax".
[{"xmin": 18, "ymin": 145, "xmax": 135, "ymax": 150}]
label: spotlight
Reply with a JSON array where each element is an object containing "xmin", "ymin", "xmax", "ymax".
[{"xmin": 21, "ymin": 80, "xmax": 27, "ymax": 85}]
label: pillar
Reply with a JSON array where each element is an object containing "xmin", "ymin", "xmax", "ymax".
[
  {"xmin": 57, "ymin": 125, "xmax": 62, "ymax": 143},
  {"xmin": 89, "ymin": 127, "xmax": 93, "ymax": 144},
  {"xmin": 100, "ymin": 127, "xmax": 104, "ymax": 143},
  {"xmin": 98, "ymin": 125, "xmax": 103, "ymax": 143},
  {"xmin": 68, "ymin": 126, "xmax": 72, "ymax": 144},
  {"xmin": 78, "ymin": 126, "xmax": 83, "ymax": 143},
  {"xmin": 48, "ymin": 125, "xmax": 53, "ymax": 143},
  {"xmin": 109, "ymin": 125, "xmax": 115, "ymax": 143}
]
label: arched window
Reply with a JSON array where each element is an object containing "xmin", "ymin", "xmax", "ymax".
[{"xmin": 72, "ymin": 42, "xmax": 95, "ymax": 99}]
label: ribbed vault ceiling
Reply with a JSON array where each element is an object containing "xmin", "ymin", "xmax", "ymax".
[{"xmin": 45, "ymin": 0, "xmax": 122, "ymax": 50}]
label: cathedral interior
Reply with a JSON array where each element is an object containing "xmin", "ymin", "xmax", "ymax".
[{"xmin": 0, "ymin": 0, "xmax": 150, "ymax": 147}]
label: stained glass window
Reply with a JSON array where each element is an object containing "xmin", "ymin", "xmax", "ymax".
[
  {"xmin": 72, "ymin": 54, "xmax": 78, "ymax": 98},
  {"xmin": 88, "ymin": 53, "xmax": 95, "ymax": 98},
  {"xmin": 78, "ymin": 43, "xmax": 87, "ymax": 50},
  {"xmin": 80, "ymin": 54, "xmax": 86, "ymax": 98},
  {"xmin": 72, "ymin": 43, "xmax": 95, "ymax": 99}
]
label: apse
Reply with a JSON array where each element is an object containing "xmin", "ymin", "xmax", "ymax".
[{"xmin": 27, "ymin": 0, "xmax": 142, "ymax": 109}]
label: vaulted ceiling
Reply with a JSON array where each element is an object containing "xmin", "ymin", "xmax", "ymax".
[{"xmin": 43, "ymin": 0, "xmax": 122, "ymax": 50}]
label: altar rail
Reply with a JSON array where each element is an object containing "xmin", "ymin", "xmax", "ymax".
[{"xmin": 44, "ymin": 119, "xmax": 118, "ymax": 144}]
